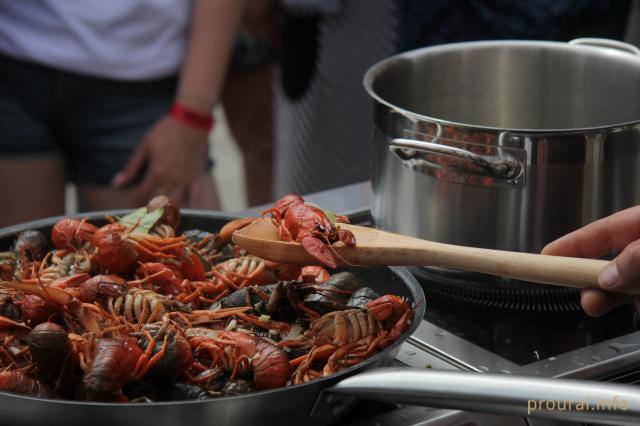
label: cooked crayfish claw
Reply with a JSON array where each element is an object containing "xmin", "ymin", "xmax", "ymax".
[
  {"xmin": 300, "ymin": 235, "xmax": 337, "ymax": 269},
  {"xmin": 0, "ymin": 315, "xmax": 31, "ymax": 331},
  {"xmin": 338, "ymin": 228, "xmax": 356, "ymax": 247},
  {"xmin": 0, "ymin": 281, "xmax": 74, "ymax": 305}
]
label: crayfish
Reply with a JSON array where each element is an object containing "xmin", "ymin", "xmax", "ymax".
[
  {"xmin": 283, "ymin": 294, "xmax": 413, "ymax": 384},
  {"xmin": 189, "ymin": 331, "xmax": 290, "ymax": 390},
  {"xmin": 262, "ymin": 194, "xmax": 356, "ymax": 268},
  {"xmin": 78, "ymin": 331, "xmax": 168, "ymax": 401},
  {"xmin": 0, "ymin": 194, "xmax": 414, "ymax": 403},
  {"xmin": 92, "ymin": 223, "xmax": 186, "ymax": 275}
]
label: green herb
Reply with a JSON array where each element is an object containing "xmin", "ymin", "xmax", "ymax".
[
  {"xmin": 324, "ymin": 209, "xmax": 337, "ymax": 225},
  {"xmin": 118, "ymin": 207, "xmax": 164, "ymax": 234}
]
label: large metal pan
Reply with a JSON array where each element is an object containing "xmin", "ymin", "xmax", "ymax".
[
  {"xmin": 0, "ymin": 211, "xmax": 425, "ymax": 426},
  {"xmin": 2, "ymin": 211, "xmax": 640, "ymax": 426}
]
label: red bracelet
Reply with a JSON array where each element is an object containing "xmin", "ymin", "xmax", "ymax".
[{"xmin": 169, "ymin": 101, "xmax": 215, "ymax": 132}]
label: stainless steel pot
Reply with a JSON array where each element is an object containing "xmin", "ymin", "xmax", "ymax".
[{"xmin": 364, "ymin": 38, "xmax": 640, "ymax": 254}]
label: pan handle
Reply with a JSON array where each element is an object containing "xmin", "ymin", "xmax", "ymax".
[{"xmin": 316, "ymin": 368, "xmax": 640, "ymax": 425}]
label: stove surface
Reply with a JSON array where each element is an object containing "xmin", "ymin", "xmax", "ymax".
[{"xmin": 339, "ymin": 287, "xmax": 640, "ymax": 426}]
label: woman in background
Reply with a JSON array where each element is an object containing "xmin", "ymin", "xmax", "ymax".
[{"xmin": 0, "ymin": 0, "xmax": 243, "ymax": 227}]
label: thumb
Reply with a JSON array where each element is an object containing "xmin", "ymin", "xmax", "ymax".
[
  {"xmin": 112, "ymin": 142, "xmax": 149, "ymax": 187},
  {"xmin": 598, "ymin": 240, "xmax": 640, "ymax": 293}
]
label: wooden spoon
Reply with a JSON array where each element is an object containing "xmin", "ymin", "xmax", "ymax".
[{"xmin": 232, "ymin": 218, "xmax": 634, "ymax": 294}]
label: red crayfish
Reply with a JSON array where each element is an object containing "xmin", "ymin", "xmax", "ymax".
[
  {"xmin": 92, "ymin": 223, "xmax": 186, "ymax": 275},
  {"xmin": 51, "ymin": 218, "xmax": 98, "ymax": 251},
  {"xmin": 283, "ymin": 294, "xmax": 412, "ymax": 384},
  {"xmin": 0, "ymin": 371, "xmax": 52, "ymax": 397},
  {"xmin": 189, "ymin": 331, "xmax": 290, "ymax": 390},
  {"xmin": 79, "ymin": 332, "xmax": 168, "ymax": 401},
  {"xmin": 262, "ymin": 194, "xmax": 356, "ymax": 268}
]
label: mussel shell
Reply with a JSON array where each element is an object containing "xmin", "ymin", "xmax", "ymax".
[
  {"xmin": 154, "ymin": 382, "xmax": 214, "ymax": 401},
  {"xmin": 221, "ymin": 379, "xmax": 255, "ymax": 396},
  {"xmin": 303, "ymin": 272, "xmax": 360, "ymax": 314},
  {"xmin": 139, "ymin": 333, "xmax": 193, "ymax": 382},
  {"xmin": 346, "ymin": 287, "xmax": 381, "ymax": 309},
  {"xmin": 211, "ymin": 284, "xmax": 276, "ymax": 310},
  {"xmin": 123, "ymin": 381, "xmax": 157, "ymax": 402}
]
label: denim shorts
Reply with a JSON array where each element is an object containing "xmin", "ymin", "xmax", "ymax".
[{"xmin": 0, "ymin": 53, "xmax": 211, "ymax": 186}]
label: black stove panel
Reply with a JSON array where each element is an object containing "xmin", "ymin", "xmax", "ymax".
[{"xmin": 422, "ymin": 289, "xmax": 640, "ymax": 366}]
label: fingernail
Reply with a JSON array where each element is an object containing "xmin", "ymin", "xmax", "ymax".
[
  {"xmin": 111, "ymin": 172, "xmax": 126, "ymax": 187},
  {"xmin": 599, "ymin": 262, "xmax": 620, "ymax": 289}
]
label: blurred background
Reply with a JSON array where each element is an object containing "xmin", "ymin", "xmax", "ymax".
[{"xmin": 1, "ymin": 0, "xmax": 637, "ymax": 225}]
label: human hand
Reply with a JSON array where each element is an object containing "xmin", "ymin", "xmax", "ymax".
[
  {"xmin": 112, "ymin": 116, "xmax": 209, "ymax": 205},
  {"xmin": 541, "ymin": 205, "xmax": 640, "ymax": 317}
]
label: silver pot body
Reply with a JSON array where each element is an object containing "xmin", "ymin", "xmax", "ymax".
[{"xmin": 365, "ymin": 39, "xmax": 640, "ymax": 253}]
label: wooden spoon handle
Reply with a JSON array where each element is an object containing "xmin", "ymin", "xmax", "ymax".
[
  {"xmin": 406, "ymin": 241, "xmax": 611, "ymax": 292},
  {"xmin": 340, "ymin": 225, "xmax": 628, "ymax": 294}
]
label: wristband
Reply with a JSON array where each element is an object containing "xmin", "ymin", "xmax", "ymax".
[{"xmin": 169, "ymin": 102, "xmax": 215, "ymax": 132}]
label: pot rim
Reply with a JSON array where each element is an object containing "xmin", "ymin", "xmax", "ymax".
[{"xmin": 363, "ymin": 39, "xmax": 640, "ymax": 134}]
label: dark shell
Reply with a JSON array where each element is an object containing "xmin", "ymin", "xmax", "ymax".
[
  {"xmin": 154, "ymin": 382, "xmax": 213, "ymax": 401},
  {"xmin": 346, "ymin": 287, "xmax": 381, "ymax": 309},
  {"xmin": 183, "ymin": 229, "xmax": 214, "ymax": 245},
  {"xmin": 183, "ymin": 229, "xmax": 234, "ymax": 265},
  {"xmin": 140, "ymin": 331, "xmax": 193, "ymax": 382},
  {"xmin": 211, "ymin": 284, "xmax": 276, "ymax": 310},
  {"xmin": 0, "ymin": 294, "xmax": 22, "ymax": 322},
  {"xmin": 123, "ymin": 381, "xmax": 157, "ymax": 402},
  {"xmin": 27, "ymin": 322, "xmax": 71, "ymax": 380},
  {"xmin": 303, "ymin": 272, "xmax": 359, "ymax": 314},
  {"xmin": 221, "ymin": 379, "xmax": 255, "ymax": 396},
  {"xmin": 12, "ymin": 230, "xmax": 48, "ymax": 260}
]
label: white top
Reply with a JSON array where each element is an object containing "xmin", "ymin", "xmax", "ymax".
[{"xmin": 0, "ymin": 0, "xmax": 192, "ymax": 80}]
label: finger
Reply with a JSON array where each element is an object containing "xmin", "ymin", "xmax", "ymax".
[
  {"xmin": 580, "ymin": 288, "xmax": 630, "ymax": 317},
  {"xmin": 597, "ymin": 239, "xmax": 640, "ymax": 293},
  {"xmin": 113, "ymin": 142, "xmax": 149, "ymax": 188},
  {"xmin": 542, "ymin": 205, "xmax": 640, "ymax": 258}
]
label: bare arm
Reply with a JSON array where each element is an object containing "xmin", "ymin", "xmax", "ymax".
[
  {"xmin": 114, "ymin": 0, "xmax": 245, "ymax": 206},
  {"xmin": 177, "ymin": 0, "xmax": 245, "ymax": 112}
]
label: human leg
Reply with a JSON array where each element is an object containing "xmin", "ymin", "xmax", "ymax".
[
  {"xmin": 0, "ymin": 54, "xmax": 65, "ymax": 226},
  {"xmin": 0, "ymin": 156, "xmax": 65, "ymax": 227}
]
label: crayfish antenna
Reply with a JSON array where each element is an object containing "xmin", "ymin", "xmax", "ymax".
[{"xmin": 321, "ymin": 236, "xmax": 364, "ymax": 269}]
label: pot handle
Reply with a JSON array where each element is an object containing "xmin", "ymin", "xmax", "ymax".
[
  {"xmin": 317, "ymin": 368, "xmax": 640, "ymax": 425},
  {"xmin": 389, "ymin": 138, "xmax": 523, "ymax": 180},
  {"xmin": 569, "ymin": 37, "xmax": 640, "ymax": 56}
]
